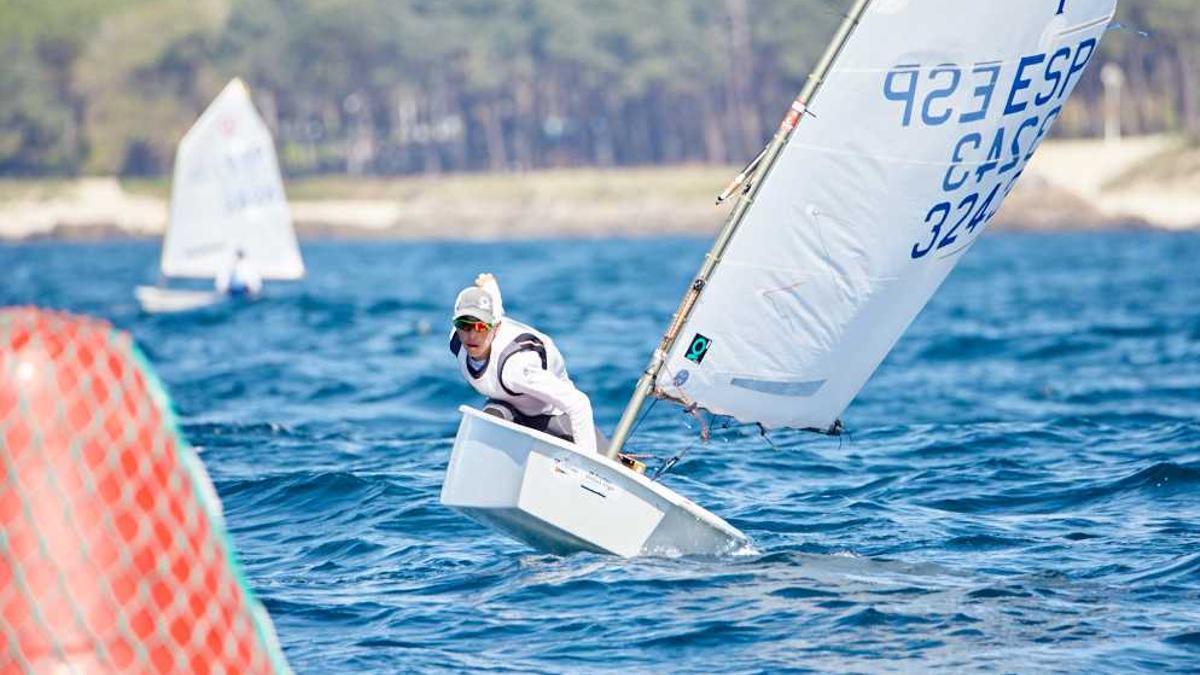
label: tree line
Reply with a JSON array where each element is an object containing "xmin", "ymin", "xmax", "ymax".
[{"xmin": 1, "ymin": 0, "xmax": 1196, "ymax": 178}]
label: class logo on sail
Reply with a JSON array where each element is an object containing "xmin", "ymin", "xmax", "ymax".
[{"xmin": 685, "ymin": 334, "xmax": 712, "ymax": 364}]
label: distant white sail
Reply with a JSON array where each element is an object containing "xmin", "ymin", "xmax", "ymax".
[
  {"xmin": 655, "ymin": 0, "xmax": 1117, "ymax": 429},
  {"xmin": 161, "ymin": 78, "xmax": 304, "ymax": 280}
]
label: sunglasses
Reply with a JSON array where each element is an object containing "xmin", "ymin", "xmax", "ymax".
[{"xmin": 453, "ymin": 317, "xmax": 493, "ymax": 333}]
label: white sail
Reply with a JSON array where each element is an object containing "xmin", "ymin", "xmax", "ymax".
[
  {"xmin": 654, "ymin": 0, "xmax": 1116, "ymax": 430},
  {"xmin": 160, "ymin": 78, "xmax": 304, "ymax": 280}
]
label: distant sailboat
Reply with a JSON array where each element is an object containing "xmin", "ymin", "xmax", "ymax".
[
  {"xmin": 136, "ymin": 78, "xmax": 304, "ymax": 314},
  {"xmin": 441, "ymin": 0, "xmax": 1118, "ymax": 557}
]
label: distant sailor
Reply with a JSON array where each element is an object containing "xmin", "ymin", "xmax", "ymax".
[
  {"xmin": 215, "ymin": 248, "xmax": 262, "ymax": 297},
  {"xmin": 449, "ymin": 273, "xmax": 599, "ymax": 454}
]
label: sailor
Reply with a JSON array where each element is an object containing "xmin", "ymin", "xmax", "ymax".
[
  {"xmin": 450, "ymin": 273, "xmax": 599, "ymax": 455},
  {"xmin": 215, "ymin": 248, "xmax": 263, "ymax": 297}
]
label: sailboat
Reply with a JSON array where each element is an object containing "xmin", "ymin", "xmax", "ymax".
[
  {"xmin": 441, "ymin": 0, "xmax": 1119, "ymax": 557},
  {"xmin": 135, "ymin": 78, "xmax": 304, "ymax": 314}
]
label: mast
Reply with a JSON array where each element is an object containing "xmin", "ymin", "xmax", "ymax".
[{"xmin": 606, "ymin": 0, "xmax": 873, "ymax": 459}]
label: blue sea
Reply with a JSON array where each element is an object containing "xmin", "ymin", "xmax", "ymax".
[{"xmin": 3, "ymin": 233, "xmax": 1199, "ymax": 673}]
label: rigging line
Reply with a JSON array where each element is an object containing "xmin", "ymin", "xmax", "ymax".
[
  {"xmin": 652, "ymin": 442, "xmax": 694, "ymax": 481},
  {"xmin": 757, "ymin": 423, "xmax": 782, "ymax": 452},
  {"xmin": 627, "ymin": 396, "xmax": 659, "ymax": 444},
  {"xmin": 707, "ymin": 411, "xmax": 720, "ymax": 440},
  {"xmin": 815, "ymin": 1, "xmax": 857, "ymax": 21},
  {"xmin": 657, "ymin": 417, "xmax": 700, "ymax": 480},
  {"xmin": 1106, "ymin": 22, "xmax": 1151, "ymax": 39},
  {"xmin": 692, "ymin": 405, "xmax": 712, "ymax": 442},
  {"xmin": 714, "ymin": 416, "xmax": 842, "ymax": 441},
  {"xmin": 654, "ymin": 406, "xmax": 710, "ymax": 482}
]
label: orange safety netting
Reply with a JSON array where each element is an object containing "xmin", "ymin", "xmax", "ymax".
[{"xmin": 0, "ymin": 307, "xmax": 288, "ymax": 674}]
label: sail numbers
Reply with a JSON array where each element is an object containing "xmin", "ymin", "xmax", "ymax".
[{"xmin": 881, "ymin": 36, "xmax": 1099, "ymax": 260}]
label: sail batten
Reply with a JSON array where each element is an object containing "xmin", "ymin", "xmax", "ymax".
[
  {"xmin": 652, "ymin": 0, "xmax": 1117, "ymax": 431},
  {"xmin": 160, "ymin": 79, "xmax": 304, "ymax": 280}
]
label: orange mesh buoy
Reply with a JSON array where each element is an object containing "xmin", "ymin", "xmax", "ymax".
[{"xmin": 0, "ymin": 307, "xmax": 288, "ymax": 674}]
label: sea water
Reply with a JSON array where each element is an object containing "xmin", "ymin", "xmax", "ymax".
[{"xmin": 2, "ymin": 233, "xmax": 1197, "ymax": 672}]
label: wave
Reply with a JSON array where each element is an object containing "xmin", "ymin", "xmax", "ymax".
[
  {"xmin": 17, "ymin": 237, "xmax": 1200, "ymax": 673},
  {"xmin": 924, "ymin": 462, "xmax": 1200, "ymax": 515},
  {"xmin": 1125, "ymin": 552, "xmax": 1200, "ymax": 585},
  {"xmin": 916, "ymin": 333, "xmax": 1013, "ymax": 362},
  {"xmin": 837, "ymin": 607, "xmax": 934, "ymax": 628},
  {"xmin": 1165, "ymin": 631, "xmax": 1200, "ymax": 649}
]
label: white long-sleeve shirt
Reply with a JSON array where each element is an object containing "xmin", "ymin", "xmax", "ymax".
[{"xmin": 500, "ymin": 350, "xmax": 597, "ymax": 454}]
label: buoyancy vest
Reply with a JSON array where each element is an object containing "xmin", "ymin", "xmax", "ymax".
[{"xmin": 450, "ymin": 318, "xmax": 567, "ymax": 417}]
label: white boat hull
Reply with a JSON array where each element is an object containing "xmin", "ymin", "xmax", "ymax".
[
  {"xmin": 441, "ymin": 406, "xmax": 749, "ymax": 558},
  {"xmin": 135, "ymin": 286, "xmax": 226, "ymax": 314}
]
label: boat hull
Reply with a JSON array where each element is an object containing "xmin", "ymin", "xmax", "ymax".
[
  {"xmin": 441, "ymin": 406, "xmax": 748, "ymax": 558},
  {"xmin": 135, "ymin": 286, "xmax": 226, "ymax": 314}
]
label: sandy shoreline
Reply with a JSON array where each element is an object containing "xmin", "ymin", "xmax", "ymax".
[{"xmin": 1, "ymin": 136, "xmax": 1196, "ymax": 241}]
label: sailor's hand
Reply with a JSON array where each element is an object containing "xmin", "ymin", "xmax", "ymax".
[{"xmin": 475, "ymin": 273, "xmax": 496, "ymax": 287}]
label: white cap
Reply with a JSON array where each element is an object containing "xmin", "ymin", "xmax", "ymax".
[{"xmin": 453, "ymin": 287, "xmax": 498, "ymax": 324}]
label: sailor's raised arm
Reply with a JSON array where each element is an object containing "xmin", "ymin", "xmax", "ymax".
[{"xmin": 473, "ymin": 273, "xmax": 505, "ymax": 320}]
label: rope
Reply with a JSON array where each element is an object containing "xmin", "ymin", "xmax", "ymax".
[
  {"xmin": 652, "ymin": 441, "xmax": 695, "ymax": 481},
  {"xmin": 757, "ymin": 423, "xmax": 781, "ymax": 451},
  {"xmin": 652, "ymin": 408, "xmax": 712, "ymax": 481},
  {"xmin": 626, "ymin": 396, "xmax": 658, "ymax": 445}
]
